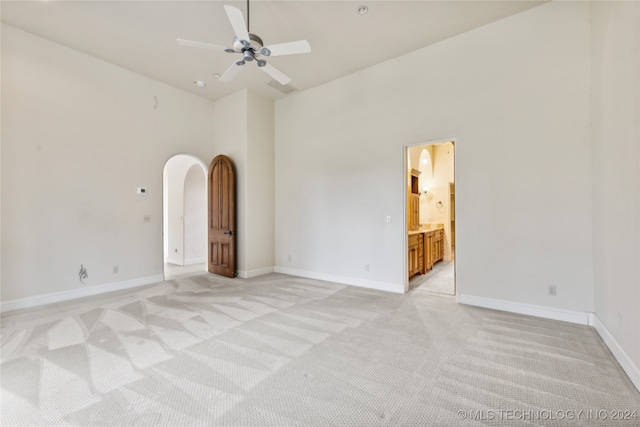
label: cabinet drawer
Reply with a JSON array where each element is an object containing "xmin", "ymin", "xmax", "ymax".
[{"xmin": 409, "ymin": 234, "xmax": 419, "ymax": 246}]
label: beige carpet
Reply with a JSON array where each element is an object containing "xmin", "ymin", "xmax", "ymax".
[{"xmin": 1, "ymin": 273, "xmax": 638, "ymax": 426}]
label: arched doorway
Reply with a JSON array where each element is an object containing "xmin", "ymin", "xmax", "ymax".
[{"xmin": 163, "ymin": 154, "xmax": 208, "ymax": 280}]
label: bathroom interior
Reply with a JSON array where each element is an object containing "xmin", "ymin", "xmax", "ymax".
[{"xmin": 407, "ymin": 141, "xmax": 455, "ymax": 295}]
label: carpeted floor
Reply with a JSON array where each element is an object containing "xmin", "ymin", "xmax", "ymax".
[{"xmin": 1, "ymin": 273, "xmax": 639, "ymax": 426}]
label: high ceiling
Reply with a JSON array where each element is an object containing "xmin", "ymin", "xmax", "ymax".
[{"xmin": 1, "ymin": 1, "xmax": 545, "ymax": 102}]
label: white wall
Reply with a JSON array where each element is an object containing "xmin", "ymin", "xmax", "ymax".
[
  {"xmin": 165, "ymin": 155, "xmax": 191, "ymax": 264},
  {"xmin": 591, "ymin": 1, "xmax": 640, "ymax": 376},
  {"xmin": 164, "ymin": 155, "xmax": 206, "ymax": 265},
  {"xmin": 246, "ymin": 91, "xmax": 275, "ymax": 275},
  {"xmin": 431, "ymin": 143, "xmax": 454, "ymax": 261},
  {"xmin": 275, "ymin": 1, "xmax": 593, "ymax": 308},
  {"xmin": 211, "ymin": 89, "xmax": 275, "ymax": 278},
  {"xmin": 183, "ymin": 164, "xmax": 207, "ymax": 264},
  {"xmin": 0, "ymin": 18, "xmax": 3, "ymax": 297},
  {"xmin": 1, "ymin": 25, "xmax": 215, "ymax": 302}
]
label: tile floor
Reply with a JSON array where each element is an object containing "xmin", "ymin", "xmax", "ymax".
[{"xmin": 409, "ymin": 261, "xmax": 455, "ymax": 295}]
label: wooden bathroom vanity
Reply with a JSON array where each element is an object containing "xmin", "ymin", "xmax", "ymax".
[{"xmin": 408, "ymin": 228, "xmax": 444, "ymax": 279}]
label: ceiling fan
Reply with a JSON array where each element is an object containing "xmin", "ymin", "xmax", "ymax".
[{"xmin": 177, "ymin": 1, "xmax": 311, "ymax": 85}]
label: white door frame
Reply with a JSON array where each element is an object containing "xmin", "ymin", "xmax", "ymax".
[
  {"xmin": 162, "ymin": 153, "xmax": 208, "ymax": 278},
  {"xmin": 403, "ymin": 137, "xmax": 457, "ymax": 293}
]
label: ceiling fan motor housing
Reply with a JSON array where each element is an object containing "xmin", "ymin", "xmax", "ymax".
[{"xmin": 233, "ymin": 34, "xmax": 263, "ymax": 52}]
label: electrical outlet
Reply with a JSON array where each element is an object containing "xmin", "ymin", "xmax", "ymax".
[
  {"xmin": 287, "ymin": 254, "xmax": 292, "ymax": 262},
  {"xmin": 385, "ymin": 215, "xmax": 391, "ymax": 223},
  {"xmin": 548, "ymin": 285, "xmax": 556, "ymax": 296},
  {"xmin": 365, "ymin": 263, "xmax": 370, "ymax": 271},
  {"xmin": 113, "ymin": 266, "xmax": 119, "ymax": 274},
  {"xmin": 143, "ymin": 215, "xmax": 151, "ymax": 223}
]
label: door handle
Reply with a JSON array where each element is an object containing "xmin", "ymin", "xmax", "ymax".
[{"xmin": 224, "ymin": 230, "xmax": 235, "ymax": 236}]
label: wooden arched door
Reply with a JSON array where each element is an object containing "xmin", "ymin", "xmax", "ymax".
[{"xmin": 208, "ymin": 155, "xmax": 236, "ymax": 278}]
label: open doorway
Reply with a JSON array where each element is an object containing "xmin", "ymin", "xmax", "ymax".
[
  {"xmin": 163, "ymin": 154, "xmax": 208, "ymax": 280},
  {"xmin": 406, "ymin": 140, "xmax": 456, "ymax": 295}
]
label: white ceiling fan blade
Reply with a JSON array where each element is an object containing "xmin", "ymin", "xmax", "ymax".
[
  {"xmin": 261, "ymin": 40, "xmax": 311, "ymax": 57},
  {"xmin": 176, "ymin": 38, "xmax": 227, "ymax": 52},
  {"xmin": 219, "ymin": 61, "xmax": 244, "ymax": 82},
  {"xmin": 224, "ymin": 5, "xmax": 250, "ymax": 45},
  {"xmin": 259, "ymin": 62, "xmax": 292, "ymax": 85}
]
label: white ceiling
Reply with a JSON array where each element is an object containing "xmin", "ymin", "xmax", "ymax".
[{"xmin": 1, "ymin": 1, "xmax": 545, "ymax": 102}]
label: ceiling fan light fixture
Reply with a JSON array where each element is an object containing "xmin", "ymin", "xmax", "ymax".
[
  {"xmin": 232, "ymin": 34, "xmax": 263, "ymax": 52},
  {"xmin": 243, "ymin": 50, "xmax": 255, "ymax": 62}
]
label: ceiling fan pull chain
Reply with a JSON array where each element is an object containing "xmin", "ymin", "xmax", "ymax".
[{"xmin": 247, "ymin": 0, "xmax": 250, "ymax": 32}]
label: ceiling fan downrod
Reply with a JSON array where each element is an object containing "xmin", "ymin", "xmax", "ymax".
[{"xmin": 246, "ymin": 0, "xmax": 250, "ymax": 32}]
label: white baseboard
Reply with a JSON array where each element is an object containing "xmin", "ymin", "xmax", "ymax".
[
  {"xmin": 274, "ymin": 266, "xmax": 404, "ymax": 293},
  {"xmin": 236, "ymin": 266, "xmax": 275, "ymax": 279},
  {"xmin": 166, "ymin": 257, "xmax": 183, "ymax": 265},
  {"xmin": 0, "ymin": 275, "xmax": 164, "ymax": 313},
  {"xmin": 588, "ymin": 313, "xmax": 640, "ymax": 392},
  {"xmin": 458, "ymin": 293, "xmax": 590, "ymax": 325},
  {"xmin": 183, "ymin": 257, "xmax": 206, "ymax": 266}
]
